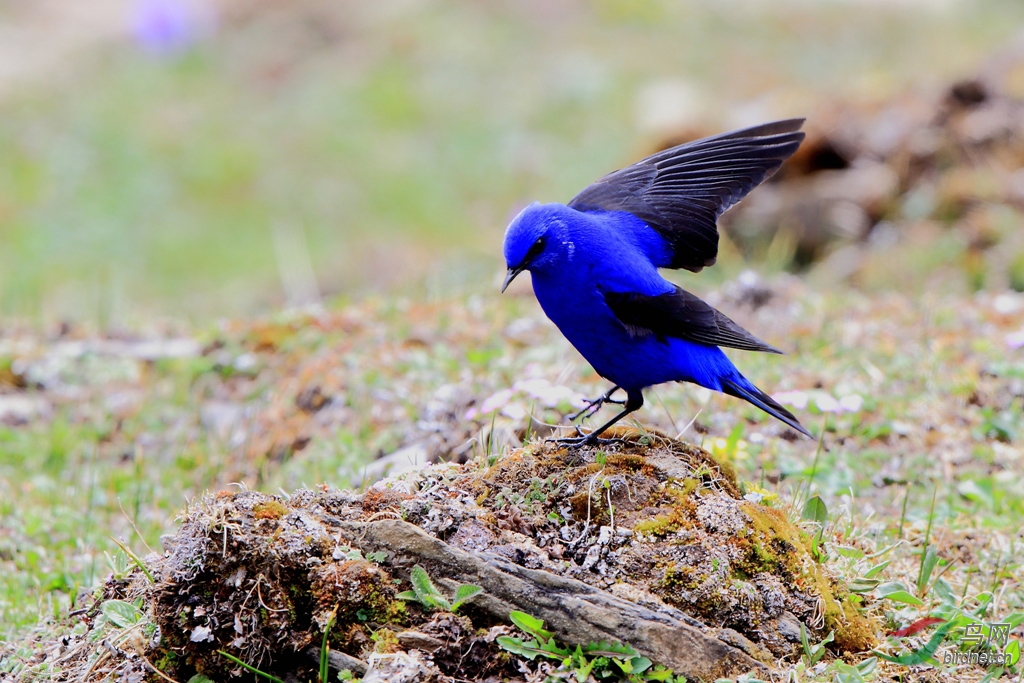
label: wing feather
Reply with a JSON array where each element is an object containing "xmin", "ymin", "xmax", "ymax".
[
  {"xmin": 603, "ymin": 286, "xmax": 783, "ymax": 354},
  {"xmin": 569, "ymin": 119, "xmax": 805, "ymax": 272}
]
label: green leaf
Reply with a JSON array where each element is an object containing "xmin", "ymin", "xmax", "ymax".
[
  {"xmin": 876, "ymin": 581, "xmax": 909, "ymax": 596},
  {"xmin": 509, "ymin": 610, "xmax": 553, "ymax": 640},
  {"xmin": 958, "ymin": 478, "xmax": 1000, "ymax": 509},
  {"xmin": 874, "ymin": 620, "xmax": 956, "ymax": 666},
  {"xmin": 186, "ymin": 676, "xmax": 216, "ymax": 683},
  {"xmin": 101, "ymin": 599, "xmax": 142, "ymax": 628},
  {"xmin": 217, "ymin": 651, "xmax": 286, "ymax": 683},
  {"xmin": 106, "ymin": 548, "xmax": 130, "ymax": 577},
  {"xmin": 932, "ymin": 578, "xmax": 957, "ymax": 605},
  {"xmin": 835, "ymin": 545, "xmax": 865, "ymax": 559},
  {"xmin": 831, "ymin": 660, "xmax": 862, "ymax": 683},
  {"xmin": 614, "ymin": 656, "xmax": 634, "ymax": 674},
  {"xmin": 1005, "ymin": 638, "xmax": 1020, "ymax": 666},
  {"xmin": 972, "ymin": 591, "xmax": 994, "ymax": 617},
  {"xmin": 856, "ymin": 656, "xmax": 877, "ymax": 675},
  {"xmin": 496, "ymin": 636, "xmax": 562, "ymax": 661},
  {"xmin": 451, "ymin": 584, "xmax": 483, "ymax": 610},
  {"xmin": 847, "ymin": 578, "xmax": 881, "ymax": 593},
  {"xmin": 574, "ymin": 656, "xmax": 595, "ymax": 682},
  {"xmin": 630, "ymin": 656, "xmax": 652, "ymax": 673},
  {"xmin": 581, "ymin": 640, "xmax": 639, "ymax": 658},
  {"xmin": 863, "ymin": 560, "xmax": 890, "ymax": 579},
  {"xmin": 427, "ymin": 595, "xmax": 452, "ymax": 611},
  {"xmin": 496, "ymin": 635, "xmax": 540, "ymax": 659},
  {"xmin": 1004, "ymin": 612, "xmax": 1024, "ymax": 629},
  {"xmin": 397, "ymin": 568, "xmax": 453, "ymax": 612},
  {"xmin": 799, "ymin": 625, "xmax": 833, "ymax": 666},
  {"xmin": 540, "ymin": 636, "xmax": 570, "ymax": 657},
  {"xmin": 916, "ymin": 545, "xmax": 939, "ymax": 595},
  {"xmin": 320, "ymin": 609, "xmax": 336, "ymax": 683},
  {"xmin": 409, "ymin": 565, "xmax": 440, "ymax": 601},
  {"xmin": 801, "ymin": 495, "xmax": 828, "ymax": 524},
  {"xmin": 880, "ymin": 590, "xmax": 925, "ymax": 606}
]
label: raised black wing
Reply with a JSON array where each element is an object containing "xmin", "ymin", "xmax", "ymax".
[
  {"xmin": 603, "ymin": 286, "xmax": 783, "ymax": 354},
  {"xmin": 569, "ymin": 119, "xmax": 805, "ymax": 272}
]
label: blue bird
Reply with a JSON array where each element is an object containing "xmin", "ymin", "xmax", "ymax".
[{"xmin": 501, "ymin": 119, "xmax": 812, "ymax": 444}]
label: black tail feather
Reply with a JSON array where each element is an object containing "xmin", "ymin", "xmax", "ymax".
[{"xmin": 721, "ymin": 378, "xmax": 813, "ymax": 438}]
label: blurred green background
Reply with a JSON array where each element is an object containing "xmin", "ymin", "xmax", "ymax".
[{"xmin": 2, "ymin": 0, "xmax": 1023, "ymax": 324}]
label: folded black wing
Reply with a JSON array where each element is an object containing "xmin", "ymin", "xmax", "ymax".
[
  {"xmin": 603, "ymin": 286, "xmax": 783, "ymax": 354},
  {"xmin": 569, "ymin": 119, "xmax": 805, "ymax": 272}
]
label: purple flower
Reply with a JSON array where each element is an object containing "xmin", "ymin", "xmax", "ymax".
[
  {"xmin": 815, "ymin": 394, "xmax": 841, "ymax": 413},
  {"xmin": 131, "ymin": 0, "xmax": 212, "ymax": 54},
  {"xmin": 1007, "ymin": 328, "xmax": 1024, "ymax": 350},
  {"xmin": 773, "ymin": 390, "xmax": 809, "ymax": 410},
  {"xmin": 838, "ymin": 394, "xmax": 864, "ymax": 413}
]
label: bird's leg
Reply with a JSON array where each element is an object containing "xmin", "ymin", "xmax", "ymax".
[
  {"xmin": 567, "ymin": 385, "xmax": 625, "ymax": 421},
  {"xmin": 552, "ymin": 390, "xmax": 643, "ymax": 447}
]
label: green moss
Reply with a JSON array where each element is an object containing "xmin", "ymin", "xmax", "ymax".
[
  {"xmin": 632, "ymin": 478, "xmax": 702, "ymax": 536},
  {"xmin": 604, "ymin": 454, "xmax": 648, "ymax": 470},
  {"xmin": 151, "ymin": 649, "xmax": 177, "ymax": 671},
  {"xmin": 372, "ymin": 627, "xmax": 400, "ymax": 654},
  {"xmin": 253, "ymin": 500, "xmax": 289, "ymax": 520},
  {"xmin": 359, "ymin": 587, "xmax": 406, "ymax": 625},
  {"xmin": 737, "ymin": 503, "xmax": 809, "ymax": 577},
  {"xmin": 660, "ymin": 562, "xmax": 705, "ymax": 592},
  {"xmin": 831, "ymin": 592, "xmax": 878, "ymax": 652},
  {"xmin": 739, "ymin": 502, "xmax": 878, "ymax": 652}
]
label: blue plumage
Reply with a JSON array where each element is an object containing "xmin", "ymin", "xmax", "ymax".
[{"xmin": 501, "ymin": 120, "xmax": 812, "ymax": 443}]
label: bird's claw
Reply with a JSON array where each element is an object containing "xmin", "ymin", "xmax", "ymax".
[
  {"xmin": 546, "ymin": 430, "xmax": 625, "ymax": 448},
  {"xmin": 567, "ymin": 390, "xmax": 625, "ymax": 421}
]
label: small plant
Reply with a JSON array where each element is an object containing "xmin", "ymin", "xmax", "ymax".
[
  {"xmin": 875, "ymin": 581, "xmax": 924, "ymax": 607},
  {"xmin": 98, "ymin": 599, "xmax": 144, "ymax": 629},
  {"xmin": 847, "ymin": 557, "xmax": 891, "ymax": 594},
  {"xmin": 497, "ymin": 610, "xmax": 685, "ymax": 682},
  {"xmin": 320, "ymin": 608, "xmax": 337, "ymax": 683},
  {"xmin": 109, "ymin": 537, "xmax": 156, "ymax": 583},
  {"xmin": 873, "ymin": 620, "xmax": 956, "ymax": 666},
  {"xmin": 799, "ymin": 624, "xmax": 834, "ymax": 667},
  {"xmin": 104, "ymin": 548, "xmax": 131, "ymax": 580},
  {"xmin": 395, "ymin": 565, "xmax": 482, "ymax": 613},
  {"xmin": 332, "ymin": 545, "xmax": 387, "ymax": 563},
  {"xmin": 218, "ymin": 650, "xmax": 285, "ymax": 683},
  {"xmin": 831, "ymin": 656, "xmax": 878, "ymax": 683},
  {"xmin": 801, "ymin": 494, "xmax": 828, "ymax": 562}
]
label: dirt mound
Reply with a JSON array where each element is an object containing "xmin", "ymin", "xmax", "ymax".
[{"xmin": 12, "ymin": 429, "xmax": 876, "ymax": 682}]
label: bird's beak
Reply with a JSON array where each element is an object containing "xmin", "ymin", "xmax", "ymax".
[{"xmin": 501, "ymin": 266, "xmax": 525, "ymax": 293}]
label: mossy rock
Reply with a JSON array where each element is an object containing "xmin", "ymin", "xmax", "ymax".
[{"xmin": 140, "ymin": 428, "xmax": 876, "ymax": 681}]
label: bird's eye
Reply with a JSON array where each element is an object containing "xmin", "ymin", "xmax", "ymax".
[{"xmin": 526, "ymin": 236, "xmax": 545, "ymax": 260}]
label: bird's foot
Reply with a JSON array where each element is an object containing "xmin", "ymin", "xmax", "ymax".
[
  {"xmin": 567, "ymin": 389, "xmax": 625, "ymax": 421},
  {"xmin": 546, "ymin": 426, "xmax": 624, "ymax": 448}
]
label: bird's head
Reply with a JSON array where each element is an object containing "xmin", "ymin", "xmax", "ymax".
[{"xmin": 501, "ymin": 203, "xmax": 573, "ymax": 292}]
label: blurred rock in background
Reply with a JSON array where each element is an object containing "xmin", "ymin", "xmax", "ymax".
[{"xmin": 649, "ymin": 29, "xmax": 1024, "ymax": 293}]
